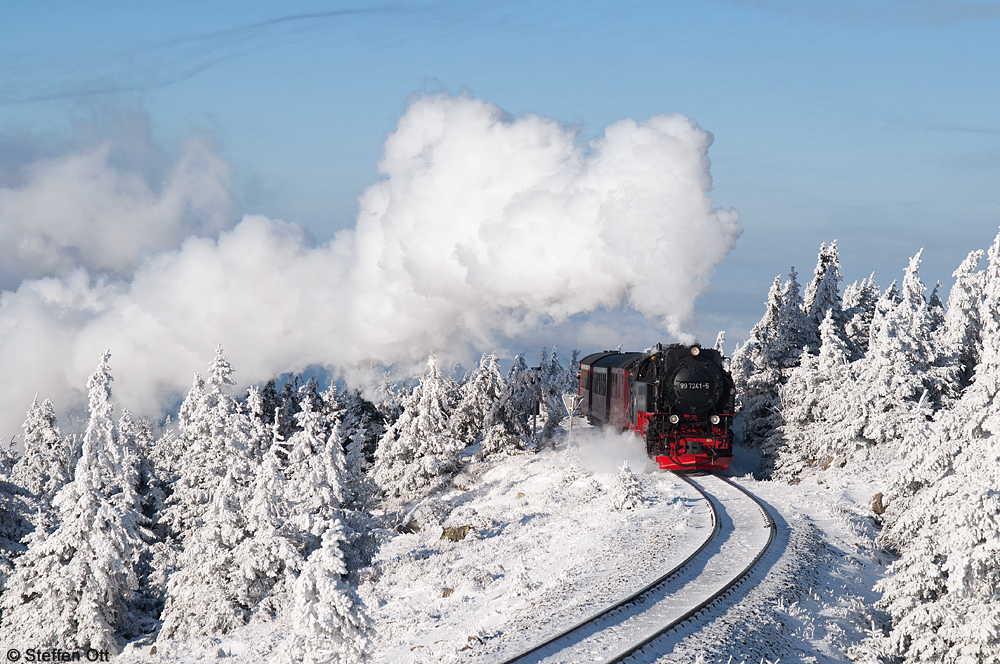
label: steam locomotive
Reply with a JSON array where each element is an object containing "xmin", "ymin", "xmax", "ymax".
[{"xmin": 578, "ymin": 343, "xmax": 735, "ymax": 471}]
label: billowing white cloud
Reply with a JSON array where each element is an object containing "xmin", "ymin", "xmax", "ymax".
[
  {"xmin": 0, "ymin": 134, "xmax": 231, "ymax": 284},
  {"xmin": 0, "ymin": 93, "xmax": 740, "ymax": 438}
]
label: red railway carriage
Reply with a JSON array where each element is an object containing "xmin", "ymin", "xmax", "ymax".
[{"xmin": 578, "ymin": 344, "xmax": 735, "ymax": 471}]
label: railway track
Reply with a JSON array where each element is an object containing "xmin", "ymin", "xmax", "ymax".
[{"xmin": 496, "ymin": 473, "xmax": 775, "ymax": 664}]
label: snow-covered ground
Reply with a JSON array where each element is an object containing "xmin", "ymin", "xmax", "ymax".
[{"xmin": 119, "ymin": 424, "xmax": 891, "ymax": 664}]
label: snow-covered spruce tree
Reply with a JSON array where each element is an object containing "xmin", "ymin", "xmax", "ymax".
[
  {"xmin": 872, "ymin": 230, "xmax": 1000, "ymax": 664},
  {"xmin": 11, "ymin": 398, "xmax": 73, "ymax": 508},
  {"xmin": 842, "ymin": 273, "xmax": 880, "ymax": 358},
  {"xmin": 766, "ymin": 310, "xmax": 865, "ymax": 479},
  {"xmin": 867, "ymin": 279, "xmax": 901, "ymax": 349},
  {"xmin": 802, "ymin": 240, "xmax": 845, "ymax": 349},
  {"xmin": 373, "ymin": 355, "xmax": 461, "ymax": 501},
  {"xmin": 0, "ymin": 439, "xmax": 17, "ymax": 480},
  {"xmin": 928, "ymin": 281, "xmax": 946, "ymax": 332},
  {"xmin": 776, "ymin": 267, "xmax": 812, "ymax": 368},
  {"xmin": 150, "ymin": 418, "xmax": 181, "ymax": 494},
  {"xmin": 119, "ymin": 411, "xmax": 174, "ymax": 630},
  {"xmin": 732, "ymin": 269, "xmax": 809, "ymax": 449},
  {"xmin": 450, "ymin": 353, "xmax": 506, "ymax": 446},
  {"xmin": 943, "ymin": 248, "xmax": 985, "ymax": 388},
  {"xmin": 245, "ymin": 384, "xmax": 273, "ymax": 461},
  {"xmin": 286, "ymin": 392, "xmax": 347, "ymax": 546},
  {"xmin": 480, "ymin": 353, "xmax": 535, "ymax": 457},
  {"xmin": 318, "ymin": 381, "xmax": 346, "ymax": 440},
  {"xmin": 262, "ymin": 375, "xmax": 307, "ymax": 446},
  {"xmin": 232, "ymin": 446, "xmax": 303, "ymax": 619},
  {"xmin": 374, "ymin": 371, "xmax": 405, "ymax": 430},
  {"xmin": 340, "ymin": 390, "xmax": 385, "ymax": 507},
  {"xmin": 0, "ymin": 478, "xmax": 32, "ymax": 593},
  {"xmin": 158, "ymin": 463, "xmax": 255, "ymax": 640},
  {"xmin": 609, "ymin": 461, "xmax": 645, "ymax": 511},
  {"xmin": 280, "ymin": 521, "xmax": 371, "ymax": 664},
  {"xmin": 540, "ymin": 346, "xmax": 575, "ymax": 441},
  {"xmin": 161, "ymin": 346, "xmax": 256, "ymax": 541},
  {"xmin": 730, "ymin": 275, "xmax": 782, "ymax": 445},
  {"xmin": 853, "ymin": 250, "xmax": 958, "ymax": 448},
  {"xmin": 297, "ymin": 391, "xmax": 378, "ymax": 575},
  {"xmin": 112, "ymin": 409, "xmax": 144, "ymax": 516},
  {"xmin": 1, "ymin": 352, "xmax": 148, "ymax": 652},
  {"xmin": 141, "ymin": 417, "xmax": 185, "ymax": 614}
]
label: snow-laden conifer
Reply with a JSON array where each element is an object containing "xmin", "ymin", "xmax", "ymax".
[
  {"xmin": 161, "ymin": 347, "xmax": 255, "ymax": 540},
  {"xmin": 842, "ymin": 273, "xmax": 879, "ymax": 357},
  {"xmin": 569, "ymin": 349, "xmax": 580, "ymax": 376},
  {"xmin": 113, "ymin": 409, "xmax": 144, "ymax": 515},
  {"xmin": 245, "ymin": 384, "xmax": 273, "ymax": 460},
  {"xmin": 0, "ymin": 439, "xmax": 17, "ymax": 480},
  {"xmin": 373, "ymin": 355, "xmax": 461, "ymax": 501},
  {"xmin": 233, "ymin": 446, "xmax": 303, "ymax": 619},
  {"xmin": 286, "ymin": 392, "xmax": 348, "ymax": 544},
  {"xmin": 11, "ymin": 398, "xmax": 72, "ymax": 506},
  {"xmin": 803, "ymin": 240, "xmax": 845, "ymax": 348},
  {"xmin": 1, "ymin": 352, "xmax": 147, "ymax": 651},
  {"xmin": 777, "ymin": 267, "xmax": 811, "ymax": 354},
  {"xmin": 853, "ymin": 251, "xmax": 957, "ymax": 447},
  {"xmin": 943, "ymin": 249, "xmax": 985, "ymax": 386},
  {"xmin": 158, "ymin": 454, "xmax": 258, "ymax": 640},
  {"xmin": 867, "ymin": 280, "xmax": 900, "ymax": 348},
  {"xmin": 280, "ymin": 521, "xmax": 372, "ymax": 664},
  {"xmin": 767, "ymin": 310, "xmax": 864, "ymax": 479},
  {"xmin": 540, "ymin": 346, "xmax": 574, "ymax": 441},
  {"xmin": 928, "ymin": 281, "xmax": 945, "ymax": 330},
  {"xmin": 480, "ymin": 354, "xmax": 534, "ymax": 457},
  {"xmin": 450, "ymin": 353, "xmax": 505, "ymax": 446},
  {"xmin": 317, "ymin": 382, "xmax": 346, "ymax": 440},
  {"xmin": 340, "ymin": 390, "xmax": 385, "ymax": 507},
  {"xmin": 733, "ymin": 271, "xmax": 807, "ymax": 448},
  {"xmin": 0, "ymin": 478, "xmax": 31, "ymax": 593},
  {"xmin": 732, "ymin": 275, "xmax": 782, "ymax": 384},
  {"xmin": 609, "ymin": 461, "xmax": 644, "ymax": 511},
  {"xmin": 150, "ymin": 418, "xmax": 181, "ymax": 492},
  {"xmin": 872, "ymin": 231, "xmax": 1000, "ymax": 663}
]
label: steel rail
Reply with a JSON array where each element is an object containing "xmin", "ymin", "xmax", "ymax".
[
  {"xmin": 600, "ymin": 474, "xmax": 776, "ymax": 664},
  {"xmin": 498, "ymin": 473, "xmax": 719, "ymax": 664},
  {"xmin": 497, "ymin": 473, "xmax": 775, "ymax": 664}
]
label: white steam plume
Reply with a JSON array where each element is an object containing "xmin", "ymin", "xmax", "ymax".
[
  {"xmin": 0, "ymin": 93, "xmax": 740, "ymax": 438},
  {"xmin": 0, "ymin": 130, "xmax": 231, "ymax": 286},
  {"xmin": 573, "ymin": 427, "xmax": 659, "ymax": 474}
]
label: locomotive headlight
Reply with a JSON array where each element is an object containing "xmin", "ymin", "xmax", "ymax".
[
  {"xmin": 710, "ymin": 414, "xmax": 721, "ymax": 425},
  {"xmin": 669, "ymin": 414, "xmax": 680, "ymax": 424},
  {"xmin": 690, "ymin": 345, "xmax": 700, "ymax": 356}
]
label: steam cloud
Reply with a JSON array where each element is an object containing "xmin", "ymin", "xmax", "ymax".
[
  {"xmin": 573, "ymin": 427, "xmax": 659, "ymax": 474},
  {"xmin": 0, "ymin": 131, "xmax": 231, "ymax": 286},
  {"xmin": 0, "ymin": 93, "xmax": 740, "ymax": 438}
]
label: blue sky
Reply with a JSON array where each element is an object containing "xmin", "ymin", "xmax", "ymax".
[{"xmin": 2, "ymin": 0, "xmax": 999, "ymax": 344}]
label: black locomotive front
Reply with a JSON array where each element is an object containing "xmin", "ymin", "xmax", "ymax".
[
  {"xmin": 578, "ymin": 343, "xmax": 735, "ymax": 471},
  {"xmin": 632, "ymin": 344, "xmax": 735, "ymax": 470}
]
